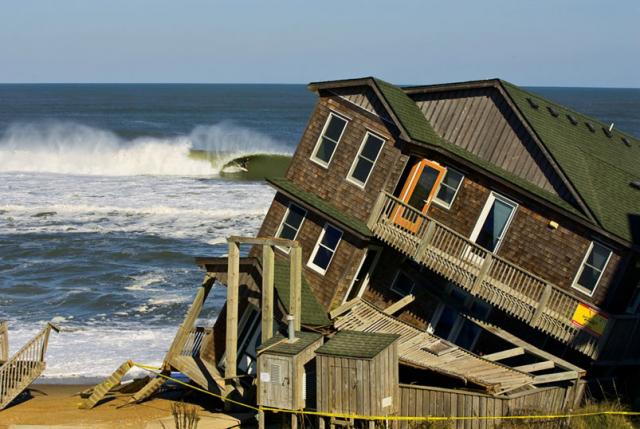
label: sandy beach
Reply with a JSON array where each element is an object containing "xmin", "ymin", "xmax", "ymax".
[{"xmin": 0, "ymin": 385, "xmax": 251, "ymax": 429}]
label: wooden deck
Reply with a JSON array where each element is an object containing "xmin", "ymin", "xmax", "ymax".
[
  {"xmin": 367, "ymin": 192, "xmax": 604, "ymax": 358},
  {"xmin": 0, "ymin": 323, "xmax": 58, "ymax": 410}
]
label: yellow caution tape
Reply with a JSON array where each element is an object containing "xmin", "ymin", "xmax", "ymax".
[{"xmin": 133, "ymin": 362, "xmax": 640, "ymax": 422}]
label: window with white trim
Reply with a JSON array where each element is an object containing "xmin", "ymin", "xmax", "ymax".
[
  {"xmin": 275, "ymin": 203, "xmax": 306, "ymax": 252},
  {"xmin": 390, "ymin": 271, "xmax": 415, "ymax": 297},
  {"xmin": 308, "ymin": 223, "xmax": 343, "ymax": 274},
  {"xmin": 311, "ymin": 112, "xmax": 348, "ymax": 167},
  {"xmin": 572, "ymin": 242, "xmax": 612, "ymax": 296},
  {"xmin": 433, "ymin": 167, "xmax": 464, "ymax": 209},
  {"xmin": 347, "ymin": 132, "xmax": 385, "ymax": 187}
]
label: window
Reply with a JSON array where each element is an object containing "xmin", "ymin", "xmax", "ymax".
[
  {"xmin": 470, "ymin": 192, "xmax": 518, "ymax": 253},
  {"xmin": 311, "ymin": 112, "xmax": 348, "ymax": 167},
  {"xmin": 308, "ymin": 223, "xmax": 343, "ymax": 274},
  {"xmin": 275, "ymin": 203, "xmax": 306, "ymax": 252},
  {"xmin": 572, "ymin": 242, "xmax": 612, "ymax": 296},
  {"xmin": 347, "ymin": 132, "xmax": 385, "ymax": 187},
  {"xmin": 433, "ymin": 168, "xmax": 464, "ymax": 209},
  {"xmin": 390, "ymin": 271, "xmax": 415, "ymax": 297}
]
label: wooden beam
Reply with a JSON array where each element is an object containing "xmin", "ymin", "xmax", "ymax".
[
  {"xmin": 225, "ymin": 241, "xmax": 240, "ymax": 390},
  {"xmin": 290, "ymin": 245, "xmax": 302, "ymax": 331},
  {"xmin": 530, "ymin": 283, "xmax": 552, "ymax": 327},
  {"xmin": 329, "ymin": 299, "xmax": 360, "ymax": 320},
  {"xmin": 513, "ymin": 361, "xmax": 555, "ymax": 373},
  {"xmin": 227, "ymin": 236, "xmax": 300, "ymax": 248},
  {"xmin": 383, "ymin": 294, "xmax": 415, "ymax": 315},
  {"xmin": 166, "ymin": 276, "xmax": 214, "ymax": 360},
  {"xmin": 467, "ymin": 317, "xmax": 586, "ymax": 375},
  {"xmin": 0, "ymin": 321, "xmax": 8, "ymax": 362},
  {"xmin": 262, "ymin": 245, "xmax": 275, "ymax": 343},
  {"xmin": 483, "ymin": 347, "xmax": 525, "ymax": 362},
  {"xmin": 534, "ymin": 371, "xmax": 580, "ymax": 384}
]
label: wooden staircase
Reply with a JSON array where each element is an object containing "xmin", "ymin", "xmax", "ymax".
[{"xmin": 0, "ymin": 322, "xmax": 59, "ymax": 410}]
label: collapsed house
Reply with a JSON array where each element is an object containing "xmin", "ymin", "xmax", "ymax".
[{"xmin": 84, "ymin": 77, "xmax": 640, "ymax": 426}]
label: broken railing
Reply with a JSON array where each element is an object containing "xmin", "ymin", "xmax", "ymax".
[
  {"xmin": 367, "ymin": 192, "xmax": 602, "ymax": 358},
  {"xmin": 0, "ymin": 323, "xmax": 59, "ymax": 410}
]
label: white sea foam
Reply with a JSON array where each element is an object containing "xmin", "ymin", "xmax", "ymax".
[{"xmin": 0, "ymin": 121, "xmax": 290, "ymax": 176}]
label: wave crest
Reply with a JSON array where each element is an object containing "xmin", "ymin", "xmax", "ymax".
[{"xmin": 0, "ymin": 121, "xmax": 290, "ymax": 176}]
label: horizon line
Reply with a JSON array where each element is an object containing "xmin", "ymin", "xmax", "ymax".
[{"xmin": 0, "ymin": 82, "xmax": 639, "ymax": 90}]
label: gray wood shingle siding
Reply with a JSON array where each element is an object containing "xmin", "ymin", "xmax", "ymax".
[
  {"xmin": 329, "ymin": 85, "xmax": 393, "ymax": 123},
  {"xmin": 411, "ymin": 88, "xmax": 575, "ymax": 203},
  {"xmin": 284, "ymin": 96, "xmax": 405, "ymax": 225}
]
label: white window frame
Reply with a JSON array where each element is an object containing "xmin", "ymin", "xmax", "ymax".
[
  {"xmin": 346, "ymin": 131, "xmax": 386, "ymax": 188},
  {"xmin": 310, "ymin": 111, "xmax": 349, "ymax": 168},
  {"xmin": 468, "ymin": 192, "xmax": 518, "ymax": 255},
  {"xmin": 390, "ymin": 270, "xmax": 415, "ymax": 297},
  {"xmin": 307, "ymin": 223, "xmax": 343, "ymax": 275},
  {"xmin": 342, "ymin": 246, "xmax": 382, "ymax": 303},
  {"xmin": 571, "ymin": 241, "xmax": 612, "ymax": 297},
  {"xmin": 274, "ymin": 203, "xmax": 307, "ymax": 254},
  {"xmin": 432, "ymin": 167, "xmax": 464, "ymax": 209}
]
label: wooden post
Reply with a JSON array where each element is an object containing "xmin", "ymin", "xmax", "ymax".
[
  {"xmin": 0, "ymin": 321, "xmax": 9, "ymax": 362},
  {"xmin": 225, "ymin": 240, "xmax": 240, "ymax": 391},
  {"xmin": 367, "ymin": 191, "xmax": 387, "ymax": 229},
  {"xmin": 291, "ymin": 414, "xmax": 298, "ymax": 429},
  {"xmin": 530, "ymin": 283, "xmax": 553, "ymax": 327},
  {"xmin": 290, "ymin": 245, "xmax": 302, "ymax": 331},
  {"xmin": 262, "ymin": 245, "xmax": 275, "ymax": 343},
  {"xmin": 258, "ymin": 410, "xmax": 265, "ymax": 429},
  {"xmin": 415, "ymin": 220, "xmax": 436, "ymax": 261},
  {"xmin": 470, "ymin": 253, "xmax": 493, "ymax": 295}
]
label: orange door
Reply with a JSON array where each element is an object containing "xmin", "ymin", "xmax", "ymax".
[{"xmin": 393, "ymin": 159, "xmax": 446, "ymax": 232}]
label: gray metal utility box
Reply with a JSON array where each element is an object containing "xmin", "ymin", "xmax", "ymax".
[
  {"xmin": 315, "ymin": 330, "xmax": 399, "ymax": 417},
  {"xmin": 257, "ymin": 331, "xmax": 323, "ymax": 410}
]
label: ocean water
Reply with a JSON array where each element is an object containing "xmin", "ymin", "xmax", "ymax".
[{"xmin": 0, "ymin": 84, "xmax": 638, "ymax": 382}]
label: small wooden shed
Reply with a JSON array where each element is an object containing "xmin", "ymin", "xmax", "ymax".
[
  {"xmin": 257, "ymin": 331, "xmax": 323, "ymax": 410},
  {"xmin": 315, "ymin": 330, "xmax": 399, "ymax": 417}
]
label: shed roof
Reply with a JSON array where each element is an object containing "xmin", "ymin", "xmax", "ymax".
[
  {"xmin": 315, "ymin": 330, "xmax": 398, "ymax": 359},
  {"xmin": 258, "ymin": 331, "xmax": 323, "ymax": 356}
]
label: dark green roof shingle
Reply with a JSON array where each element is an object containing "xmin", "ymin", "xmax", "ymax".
[
  {"xmin": 257, "ymin": 331, "xmax": 323, "ymax": 356},
  {"xmin": 316, "ymin": 330, "xmax": 399, "ymax": 359},
  {"xmin": 266, "ymin": 177, "xmax": 372, "ymax": 238},
  {"xmin": 273, "ymin": 259, "xmax": 330, "ymax": 326},
  {"xmin": 500, "ymin": 81, "xmax": 640, "ymax": 242}
]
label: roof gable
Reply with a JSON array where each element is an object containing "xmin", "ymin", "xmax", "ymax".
[{"xmin": 409, "ymin": 86, "xmax": 576, "ymax": 202}]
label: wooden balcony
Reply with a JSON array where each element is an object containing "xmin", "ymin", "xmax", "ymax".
[{"xmin": 367, "ymin": 192, "xmax": 604, "ymax": 358}]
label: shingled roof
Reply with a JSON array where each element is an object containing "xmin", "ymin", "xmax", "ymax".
[
  {"xmin": 499, "ymin": 80, "xmax": 640, "ymax": 243},
  {"xmin": 310, "ymin": 77, "xmax": 640, "ymax": 244}
]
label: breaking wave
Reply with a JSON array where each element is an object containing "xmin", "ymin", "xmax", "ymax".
[{"xmin": 0, "ymin": 121, "xmax": 291, "ymax": 176}]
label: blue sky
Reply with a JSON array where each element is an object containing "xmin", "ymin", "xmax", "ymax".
[{"xmin": 1, "ymin": 0, "xmax": 638, "ymax": 87}]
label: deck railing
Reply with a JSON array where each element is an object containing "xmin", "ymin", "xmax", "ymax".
[
  {"xmin": 179, "ymin": 326, "xmax": 212, "ymax": 357},
  {"xmin": 368, "ymin": 192, "xmax": 602, "ymax": 357},
  {"xmin": 0, "ymin": 323, "xmax": 58, "ymax": 409}
]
